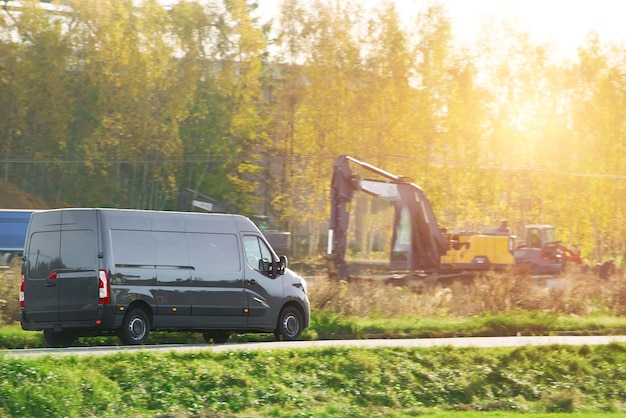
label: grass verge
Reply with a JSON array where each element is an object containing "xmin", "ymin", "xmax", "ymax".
[
  {"xmin": 4, "ymin": 310, "xmax": 626, "ymax": 349},
  {"xmin": 1, "ymin": 344, "xmax": 625, "ymax": 417}
]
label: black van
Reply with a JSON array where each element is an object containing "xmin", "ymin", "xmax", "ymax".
[{"xmin": 20, "ymin": 208, "xmax": 310, "ymax": 347}]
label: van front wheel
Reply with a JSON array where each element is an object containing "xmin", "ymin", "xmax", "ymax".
[
  {"xmin": 119, "ymin": 308, "xmax": 150, "ymax": 345},
  {"xmin": 274, "ymin": 306, "xmax": 303, "ymax": 341}
]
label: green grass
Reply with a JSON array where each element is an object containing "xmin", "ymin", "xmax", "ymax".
[
  {"xmin": 309, "ymin": 310, "xmax": 626, "ymax": 340},
  {"xmin": 444, "ymin": 414, "xmax": 622, "ymax": 417},
  {"xmin": 4, "ymin": 310, "xmax": 626, "ymax": 349},
  {"xmin": 1, "ymin": 344, "xmax": 626, "ymax": 417}
]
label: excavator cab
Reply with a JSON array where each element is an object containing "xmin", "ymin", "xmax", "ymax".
[
  {"xmin": 525, "ymin": 225, "xmax": 556, "ymax": 249},
  {"xmin": 515, "ymin": 225, "xmax": 564, "ymax": 275}
]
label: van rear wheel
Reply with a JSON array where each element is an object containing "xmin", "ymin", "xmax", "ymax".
[
  {"xmin": 43, "ymin": 330, "xmax": 75, "ymax": 348},
  {"xmin": 274, "ymin": 306, "xmax": 303, "ymax": 341},
  {"xmin": 119, "ymin": 308, "xmax": 150, "ymax": 345}
]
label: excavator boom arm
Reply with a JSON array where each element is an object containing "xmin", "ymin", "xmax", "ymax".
[{"xmin": 328, "ymin": 155, "xmax": 448, "ymax": 279}]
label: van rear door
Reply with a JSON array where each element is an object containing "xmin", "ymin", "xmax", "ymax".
[
  {"xmin": 23, "ymin": 211, "xmax": 62, "ymax": 323},
  {"xmin": 23, "ymin": 210, "xmax": 99, "ymax": 324},
  {"xmin": 57, "ymin": 210, "xmax": 99, "ymax": 321}
]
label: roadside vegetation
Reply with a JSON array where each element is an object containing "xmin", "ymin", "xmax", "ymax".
[
  {"xmin": 1, "ymin": 343, "xmax": 626, "ymax": 417},
  {"xmin": 3, "ymin": 264, "xmax": 626, "ymax": 416}
]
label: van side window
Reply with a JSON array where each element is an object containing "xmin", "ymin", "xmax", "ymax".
[
  {"xmin": 153, "ymin": 232, "xmax": 190, "ymax": 285},
  {"xmin": 110, "ymin": 230, "xmax": 156, "ymax": 285},
  {"xmin": 243, "ymin": 235, "xmax": 272, "ymax": 270},
  {"xmin": 187, "ymin": 233, "xmax": 240, "ymax": 272},
  {"xmin": 61, "ymin": 230, "xmax": 96, "ymax": 271},
  {"xmin": 111, "ymin": 230, "xmax": 154, "ymax": 265},
  {"xmin": 153, "ymin": 231, "xmax": 188, "ymax": 267},
  {"xmin": 27, "ymin": 231, "xmax": 61, "ymax": 279}
]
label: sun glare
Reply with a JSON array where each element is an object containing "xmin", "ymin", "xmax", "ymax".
[
  {"xmin": 255, "ymin": 0, "xmax": 626, "ymax": 60},
  {"xmin": 444, "ymin": 0, "xmax": 626, "ymax": 57}
]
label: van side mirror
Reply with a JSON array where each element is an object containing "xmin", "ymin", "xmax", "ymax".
[
  {"xmin": 259, "ymin": 259, "xmax": 270, "ymax": 274},
  {"xmin": 278, "ymin": 255, "xmax": 288, "ymax": 275},
  {"xmin": 259, "ymin": 256, "xmax": 288, "ymax": 277}
]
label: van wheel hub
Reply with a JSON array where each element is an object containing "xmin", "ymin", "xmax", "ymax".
[
  {"xmin": 275, "ymin": 306, "xmax": 303, "ymax": 341},
  {"xmin": 120, "ymin": 308, "xmax": 150, "ymax": 345},
  {"xmin": 283, "ymin": 314, "xmax": 298, "ymax": 337},
  {"xmin": 128, "ymin": 317, "xmax": 146, "ymax": 340}
]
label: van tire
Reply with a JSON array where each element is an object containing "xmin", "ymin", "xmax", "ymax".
[
  {"xmin": 43, "ymin": 330, "xmax": 75, "ymax": 348},
  {"xmin": 119, "ymin": 308, "xmax": 150, "ymax": 345},
  {"xmin": 274, "ymin": 306, "xmax": 303, "ymax": 341}
]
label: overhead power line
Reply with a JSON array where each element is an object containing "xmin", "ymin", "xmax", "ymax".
[
  {"xmin": 1, "ymin": 154, "xmax": 625, "ymax": 180},
  {"xmin": 383, "ymin": 154, "xmax": 626, "ymax": 181}
]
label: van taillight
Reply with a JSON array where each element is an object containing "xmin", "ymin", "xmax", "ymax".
[
  {"xmin": 19, "ymin": 274, "xmax": 24, "ymax": 308},
  {"xmin": 98, "ymin": 270, "xmax": 110, "ymax": 305}
]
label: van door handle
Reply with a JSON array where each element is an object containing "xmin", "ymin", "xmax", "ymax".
[
  {"xmin": 45, "ymin": 281, "xmax": 57, "ymax": 287},
  {"xmin": 247, "ymin": 279, "xmax": 257, "ymax": 286}
]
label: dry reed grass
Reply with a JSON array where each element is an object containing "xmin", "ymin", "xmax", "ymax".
[{"xmin": 306, "ymin": 267, "xmax": 626, "ymax": 318}]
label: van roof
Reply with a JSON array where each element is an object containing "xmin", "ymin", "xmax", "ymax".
[{"xmin": 33, "ymin": 208, "xmax": 260, "ymax": 234}]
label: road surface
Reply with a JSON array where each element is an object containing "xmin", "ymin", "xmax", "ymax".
[{"xmin": 3, "ymin": 335, "xmax": 626, "ymax": 358}]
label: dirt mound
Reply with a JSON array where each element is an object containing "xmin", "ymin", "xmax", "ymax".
[{"xmin": 0, "ymin": 179, "xmax": 50, "ymax": 209}]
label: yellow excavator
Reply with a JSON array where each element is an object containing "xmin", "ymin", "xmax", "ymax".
[
  {"xmin": 327, "ymin": 155, "xmax": 515, "ymax": 280},
  {"xmin": 440, "ymin": 221, "xmax": 515, "ymax": 273}
]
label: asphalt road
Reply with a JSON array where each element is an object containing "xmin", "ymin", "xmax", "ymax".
[{"xmin": 4, "ymin": 335, "xmax": 626, "ymax": 358}]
